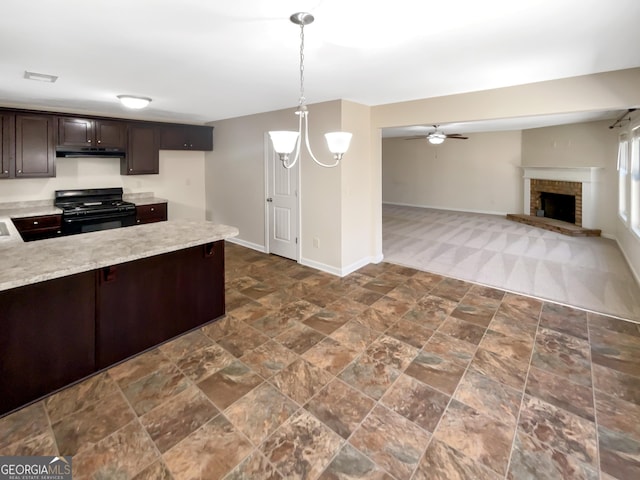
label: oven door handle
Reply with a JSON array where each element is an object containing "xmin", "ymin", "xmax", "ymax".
[{"xmin": 63, "ymin": 211, "xmax": 135, "ymax": 224}]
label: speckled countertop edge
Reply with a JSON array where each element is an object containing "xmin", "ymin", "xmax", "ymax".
[{"xmin": 0, "ymin": 220, "xmax": 239, "ymax": 291}]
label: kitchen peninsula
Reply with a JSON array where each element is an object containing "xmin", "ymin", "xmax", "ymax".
[{"xmin": 0, "ymin": 220, "xmax": 239, "ymax": 416}]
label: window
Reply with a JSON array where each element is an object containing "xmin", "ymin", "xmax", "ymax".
[
  {"xmin": 618, "ymin": 133, "xmax": 629, "ymax": 221},
  {"xmin": 631, "ymin": 126, "xmax": 640, "ymax": 236}
]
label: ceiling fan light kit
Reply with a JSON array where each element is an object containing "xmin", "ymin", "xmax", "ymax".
[
  {"xmin": 427, "ymin": 132, "xmax": 446, "ymax": 144},
  {"xmin": 404, "ymin": 125, "xmax": 469, "ymax": 143},
  {"xmin": 268, "ymin": 12, "xmax": 352, "ymax": 169}
]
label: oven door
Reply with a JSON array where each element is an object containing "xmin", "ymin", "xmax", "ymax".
[{"xmin": 62, "ymin": 211, "xmax": 137, "ymax": 235}]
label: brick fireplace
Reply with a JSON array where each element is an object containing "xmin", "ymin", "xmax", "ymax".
[
  {"xmin": 530, "ymin": 179, "xmax": 582, "ymax": 226},
  {"xmin": 522, "ymin": 167, "xmax": 601, "ymax": 229}
]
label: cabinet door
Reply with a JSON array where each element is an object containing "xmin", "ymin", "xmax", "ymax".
[
  {"xmin": 0, "ymin": 112, "xmax": 14, "ymax": 178},
  {"xmin": 0, "ymin": 271, "xmax": 96, "ymax": 416},
  {"xmin": 96, "ymin": 244, "xmax": 225, "ymax": 369},
  {"xmin": 159, "ymin": 125, "xmax": 188, "ymax": 150},
  {"xmin": 15, "ymin": 114, "xmax": 55, "ymax": 178},
  {"xmin": 160, "ymin": 125, "xmax": 213, "ymax": 150},
  {"xmin": 122, "ymin": 124, "xmax": 159, "ymax": 175},
  {"xmin": 188, "ymin": 125, "xmax": 214, "ymax": 150},
  {"xmin": 95, "ymin": 120, "xmax": 126, "ymax": 149},
  {"xmin": 57, "ymin": 117, "xmax": 93, "ymax": 147}
]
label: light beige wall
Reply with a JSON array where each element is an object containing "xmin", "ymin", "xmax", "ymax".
[
  {"xmin": 138, "ymin": 151, "xmax": 206, "ymax": 220},
  {"xmin": 521, "ymin": 120, "xmax": 619, "ymax": 235},
  {"xmin": 0, "ymin": 151, "xmax": 206, "ymax": 220},
  {"xmin": 206, "ymin": 109, "xmax": 289, "ymax": 248},
  {"xmin": 207, "ymin": 101, "xmax": 349, "ymax": 271},
  {"xmin": 383, "ymin": 131, "xmax": 522, "ymax": 214},
  {"xmin": 341, "ymin": 100, "xmax": 374, "ymax": 270},
  {"xmin": 299, "ymin": 101, "xmax": 343, "ymax": 269}
]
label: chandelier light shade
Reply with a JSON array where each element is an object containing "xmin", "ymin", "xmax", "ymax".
[
  {"xmin": 268, "ymin": 12, "xmax": 352, "ymax": 169},
  {"xmin": 269, "ymin": 131, "xmax": 300, "ymax": 158},
  {"xmin": 325, "ymin": 132, "xmax": 353, "ymax": 156},
  {"xmin": 117, "ymin": 95, "xmax": 152, "ymax": 109}
]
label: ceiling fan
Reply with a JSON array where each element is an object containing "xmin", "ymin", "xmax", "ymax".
[{"xmin": 405, "ymin": 125, "xmax": 469, "ymax": 144}]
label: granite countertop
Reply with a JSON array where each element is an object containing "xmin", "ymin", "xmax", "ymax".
[
  {"xmin": 0, "ymin": 204, "xmax": 62, "ymax": 219},
  {"xmin": 0, "ymin": 220, "xmax": 239, "ymax": 291},
  {"xmin": 0, "ymin": 193, "xmax": 167, "ymax": 219},
  {"xmin": 123, "ymin": 192, "xmax": 168, "ymax": 206}
]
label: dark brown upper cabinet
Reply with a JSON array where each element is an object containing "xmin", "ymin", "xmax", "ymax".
[
  {"xmin": 2, "ymin": 112, "xmax": 56, "ymax": 179},
  {"xmin": 0, "ymin": 112, "xmax": 14, "ymax": 178},
  {"xmin": 15, "ymin": 114, "xmax": 56, "ymax": 178},
  {"xmin": 121, "ymin": 124, "xmax": 160, "ymax": 175},
  {"xmin": 57, "ymin": 117, "xmax": 126, "ymax": 149},
  {"xmin": 160, "ymin": 124, "xmax": 213, "ymax": 151}
]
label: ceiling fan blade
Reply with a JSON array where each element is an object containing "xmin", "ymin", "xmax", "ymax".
[
  {"xmin": 445, "ymin": 134, "xmax": 469, "ymax": 140},
  {"xmin": 403, "ymin": 136, "xmax": 428, "ymax": 140}
]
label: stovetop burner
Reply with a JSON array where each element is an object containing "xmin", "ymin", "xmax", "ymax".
[{"xmin": 55, "ymin": 188, "xmax": 136, "ymax": 216}]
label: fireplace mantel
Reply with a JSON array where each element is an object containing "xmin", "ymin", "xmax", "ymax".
[
  {"xmin": 522, "ymin": 166, "xmax": 602, "ymax": 229},
  {"xmin": 523, "ymin": 166, "xmax": 602, "ymax": 183}
]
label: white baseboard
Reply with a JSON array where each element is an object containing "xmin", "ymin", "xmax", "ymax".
[
  {"xmin": 299, "ymin": 257, "xmax": 342, "ymax": 276},
  {"xmin": 229, "ymin": 239, "xmax": 383, "ymax": 278},
  {"xmin": 382, "ymin": 201, "xmax": 507, "ymax": 217},
  {"xmin": 226, "ymin": 237, "xmax": 266, "ymax": 253},
  {"xmin": 300, "ymin": 254, "xmax": 383, "ymax": 277},
  {"xmin": 615, "ymin": 237, "xmax": 640, "ymax": 288}
]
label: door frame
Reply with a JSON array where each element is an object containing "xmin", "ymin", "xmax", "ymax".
[{"xmin": 264, "ymin": 133, "xmax": 301, "ymax": 261}]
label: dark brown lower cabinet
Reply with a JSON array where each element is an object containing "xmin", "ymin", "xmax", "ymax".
[
  {"xmin": 96, "ymin": 242, "xmax": 224, "ymax": 368},
  {"xmin": 0, "ymin": 241, "xmax": 224, "ymax": 416},
  {"xmin": 0, "ymin": 271, "xmax": 96, "ymax": 415}
]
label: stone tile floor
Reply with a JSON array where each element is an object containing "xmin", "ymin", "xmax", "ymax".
[{"xmin": 1, "ymin": 242, "xmax": 640, "ymax": 479}]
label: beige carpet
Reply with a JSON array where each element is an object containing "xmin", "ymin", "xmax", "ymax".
[{"xmin": 382, "ymin": 204, "xmax": 640, "ymax": 322}]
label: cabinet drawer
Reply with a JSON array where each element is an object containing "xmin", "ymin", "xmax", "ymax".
[
  {"xmin": 13, "ymin": 214, "xmax": 61, "ymax": 231},
  {"xmin": 136, "ymin": 203, "xmax": 167, "ymax": 224}
]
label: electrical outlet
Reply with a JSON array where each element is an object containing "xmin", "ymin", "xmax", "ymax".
[{"xmin": 313, "ymin": 237, "xmax": 320, "ymax": 248}]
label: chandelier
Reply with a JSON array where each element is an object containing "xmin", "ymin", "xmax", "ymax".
[{"xmin": 268, "ymin": 13, "xmax": 352, "ymax": 169}]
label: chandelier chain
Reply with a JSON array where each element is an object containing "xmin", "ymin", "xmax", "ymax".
[
  {"xmin": 299, "ymin": 23, "xmax": 305, "ymax": 107},
  {"xmin": 267, "ymin": 12, "xmax": 351, "ymax": 169}
]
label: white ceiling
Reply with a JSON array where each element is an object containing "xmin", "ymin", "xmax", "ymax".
[{"xmin": 1, "ymin": 0, "xmax": 639, "ymax": 129}]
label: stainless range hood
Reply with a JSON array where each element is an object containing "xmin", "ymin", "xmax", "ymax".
[{"xmin": 55, "ymin": 146, "xmax": 125, "ymax": 158}]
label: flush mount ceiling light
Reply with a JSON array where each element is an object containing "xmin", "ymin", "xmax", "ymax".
[
  {"xmin": 268, "ymin": 12, "xmax": 352, "ymax": 169},
  {"xmin": 117, "ymin": 95, "xmax": 152, "ymax": 109},
  {"xmin": 24, "ymin": 71, "xmax": 58, "ymax": 83}
]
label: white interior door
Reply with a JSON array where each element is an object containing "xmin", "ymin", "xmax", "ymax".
[{"xmin": 266, "ymin": 136, "xmax": 299, "ymax": 260}]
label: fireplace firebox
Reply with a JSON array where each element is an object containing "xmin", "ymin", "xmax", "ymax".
[
  {"xmin": 539, "ymin": 192, "xmax": 576, "ymax": 224},
  {"xmin": 529, "ymin": 178, "xmax": 582, "ymax": 226}
]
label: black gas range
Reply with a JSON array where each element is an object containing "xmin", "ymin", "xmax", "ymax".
[{"xmin": 54, "ymin": 187, "xmax": 137, "ymax": 236}]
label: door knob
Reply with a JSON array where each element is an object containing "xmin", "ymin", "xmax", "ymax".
[{"xmin": 266, "ymin": 198, "xmax": 273, "ymax": 202}]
